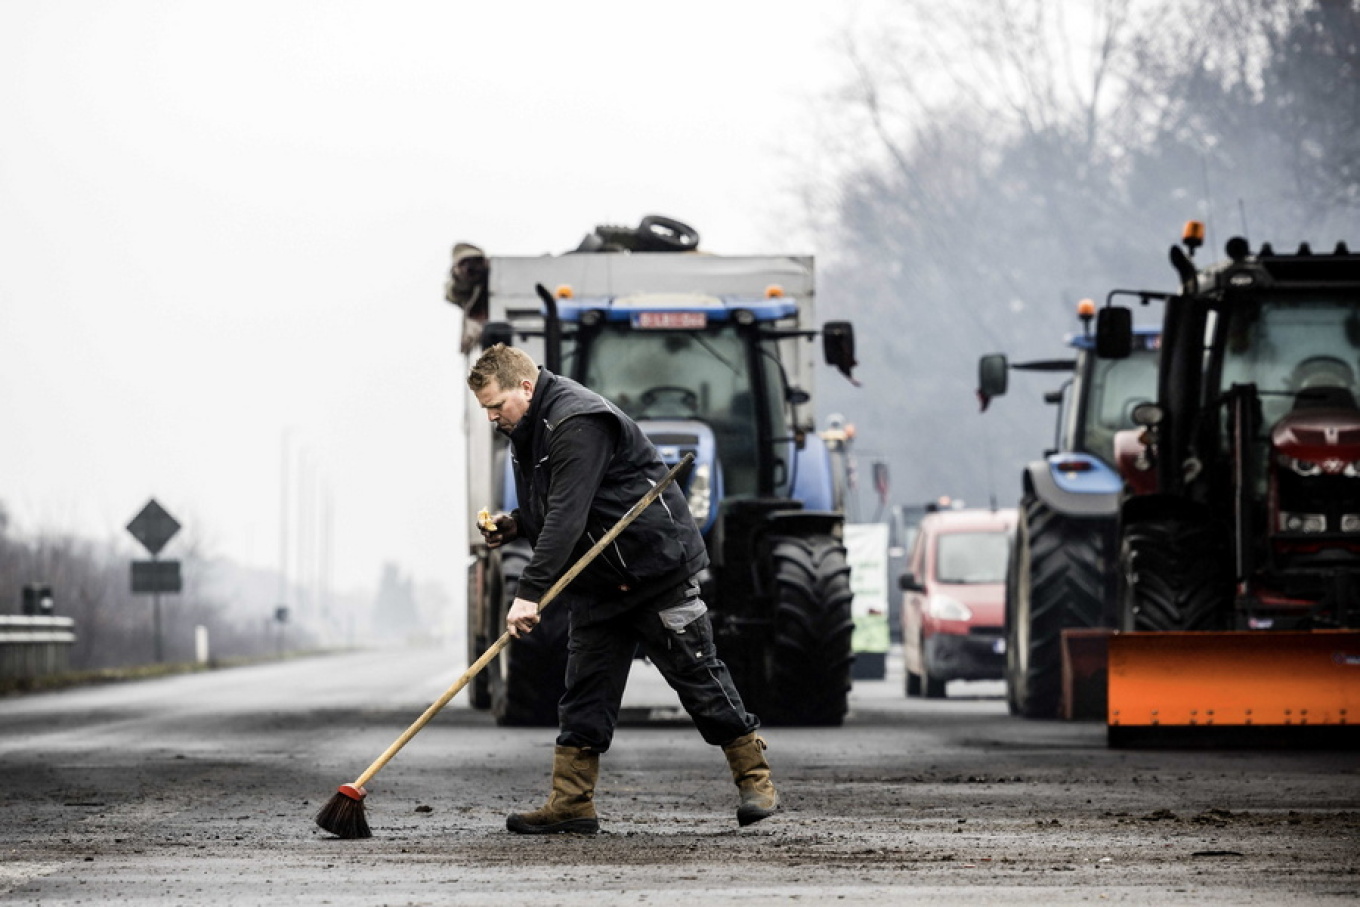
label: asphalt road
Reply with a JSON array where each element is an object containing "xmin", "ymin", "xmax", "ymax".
[{"xmin": 1, "ymin": 644, "xmax": 1356, "ymax": 905}]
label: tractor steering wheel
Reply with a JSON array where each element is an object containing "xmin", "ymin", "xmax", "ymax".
[{"xmin": 638, "ymin": 385, "xmax": 699, "ymax": 418}]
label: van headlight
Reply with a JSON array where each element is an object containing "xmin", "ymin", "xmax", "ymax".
[{"xmin": 928, "ymin": 594, "xmax": 972, "ymax": 621}]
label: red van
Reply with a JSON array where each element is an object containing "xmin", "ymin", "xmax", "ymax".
[{"xmin": 899, "ymin": 507, "xmax": 1017, "ymax": 698}]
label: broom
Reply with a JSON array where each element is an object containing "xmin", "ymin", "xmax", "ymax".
[{"xmin": 315, "ymin": 452, "xmax": 694, "ymax": 838}]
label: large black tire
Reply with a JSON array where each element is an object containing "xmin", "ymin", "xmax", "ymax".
[
  {"xmin": 1118, "ymin": 502, "xmax": 1234, "ymax": 632},
  {"xmin": 489, "ymin": 541, "xmax": 569, "ymax": 727},
  {"xmin": 580, "ymin": 216, "xmax": 699, "ymax": 253},
  {"xmin": 1005, "ymin": 495, "xmax": 1114, "ymax": 719},
  {"xmin": 635, "ymin": 215, "xmax": 700, "ymax": 252},
  {"xmin": 466, "ymin": 553, "xmax": 495, "ymax": 711},
  {"xmin": 468, "ymin": 655, "xmax": 492, "ymax": 710},
  {"xmin": 758, "ymin": 534, "xmax": 855, "ymax": 726}
]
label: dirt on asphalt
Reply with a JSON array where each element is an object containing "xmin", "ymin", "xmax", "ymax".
[{"xmin": 1, "ymin": 649, "xmax": 1356, "ymax": 905}]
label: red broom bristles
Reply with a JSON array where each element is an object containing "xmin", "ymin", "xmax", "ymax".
[{"xmin": 314, "ymin": 784, "xmax": 370, "ymax": 839}]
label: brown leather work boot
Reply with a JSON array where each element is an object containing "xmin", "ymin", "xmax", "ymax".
[
  {"xmin": 722, "ymin": 732, "xmax": 779, "ymax": 826},
  {"xmin": 506, "ymin": 745, "xmax": 600, "ymax": 834}
]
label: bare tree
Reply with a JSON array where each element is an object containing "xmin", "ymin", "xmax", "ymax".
[{"xmin": 805, "ymin": 0, "xmax": 1360, "ymax": 513}]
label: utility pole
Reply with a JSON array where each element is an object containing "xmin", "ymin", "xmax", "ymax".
[{"xmin": 279, "ymin": 428, "xmax": 291, "ymax": 644}]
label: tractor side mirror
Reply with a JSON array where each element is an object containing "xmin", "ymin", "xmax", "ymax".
[
  {"xmin": 977, "ymin": 354, "xmax": 1008, "ymax": 410},
  {"xmin": 822, "ymin": 321, "xmax": 858, "ymax": 383},
  {"xmin": 1095, "ymin": 307, "xmax": 1133, "ymax": 359}
]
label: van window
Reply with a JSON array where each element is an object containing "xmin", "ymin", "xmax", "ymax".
[{"xmin": 936, "ymin": 531, "xmax": 1010, "ymax": 584}]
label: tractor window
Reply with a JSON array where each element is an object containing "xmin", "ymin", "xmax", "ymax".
[
  {"xmin": 581, "ymin": 326, "xmax": 748, "ymax": 419},
  {"xmin": 1218, "ymin": 296, "xmax": 1360, "ymax": 428},
  {"xmin": 759, "ymin": 342, "xmax": 792, "ymax": 497},
  {"xmin": 1080, "ymin": 347, "xmax": 1160, "ymax": 464},
  {"xmin": 579, "ymin": 325, "xmax": 760, "ymax": 494}
]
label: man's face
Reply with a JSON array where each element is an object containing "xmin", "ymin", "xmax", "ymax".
[{"xmin": 475, "ymin": 377, "xmax": 533, "ymax": 434}]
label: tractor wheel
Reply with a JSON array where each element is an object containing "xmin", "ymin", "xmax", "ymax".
[
  {"xmin": 1005, "ymin": 496, "xmax": 1113, "ymax": 719},
  {"xmin": 1003, "ymin": 531, "xmax": 1023, "ymax": 715},
  {"xmin": 490, "ymin": 541, "xmax": 569, "ymax": 727},
  {"xmin": 1118, "ymin": 504, "xmax": 1233, "ymax": 632},
  {"xmin": 466, "ymin": 554, "xmax": 496, "ymax": 711},
  {"xmin": 759, "ymin": 534, "xmax": 855, "ymax": 726}
]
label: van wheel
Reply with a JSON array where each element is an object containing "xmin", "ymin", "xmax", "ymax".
[{"xmin": 921, "ymin": 634, "xmax": 947, "ymax": 698}]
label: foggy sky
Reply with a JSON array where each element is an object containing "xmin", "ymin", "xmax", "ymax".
[{"xmin": 0, "ymin": 1, "xmax": 854, "ymax": 598}]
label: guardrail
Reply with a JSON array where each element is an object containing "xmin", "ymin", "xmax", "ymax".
[{"xmin": 0, "ymin": 615, "xmax": 77, "ymax": 679}]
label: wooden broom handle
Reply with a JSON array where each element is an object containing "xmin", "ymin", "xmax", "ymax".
[{"xmin": 351, "ymin": 452, "xmax": 694, "ymax": 789}]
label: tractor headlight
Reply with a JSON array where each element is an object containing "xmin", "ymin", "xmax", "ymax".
[
  {"xmin": 686, "ymin": 462, "xmax": 711, "ymax": 524},
  {"xmin": 1345, "ymin": 461, "xmax": 1360, "ymax": 478},
  {"xmin": 1279, "ymin": 511, "xmax": 1327, "ymax": 533},
  {"xmin": 928, "ymin": 594, "xmax": 972, "ymax": 621},
  {"xmin": 1342, "ymin": 514, "xmax": 1360, "ymax": 533}
]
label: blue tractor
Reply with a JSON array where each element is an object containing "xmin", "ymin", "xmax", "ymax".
[
  {"xmin": 978, "ymin": 302, "xmax": 1160, "ymax": 718},
  {"xmin": 454, "ymin": 220, "xmax": 860, "ymax": 726}
]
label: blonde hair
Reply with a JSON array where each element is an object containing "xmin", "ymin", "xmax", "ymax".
[{"xmin": 468, "ymin": 343, "xmax": 538, "ymax": 392}]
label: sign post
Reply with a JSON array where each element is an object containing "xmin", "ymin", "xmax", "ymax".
[{"xmin": 126, "ymin": 499, "xmax": 182, "ymax": 662}]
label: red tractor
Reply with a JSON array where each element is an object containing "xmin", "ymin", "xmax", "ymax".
[{"xmin": 1095, "ymin": 222, "xmax": 1360, "ymax": 743}]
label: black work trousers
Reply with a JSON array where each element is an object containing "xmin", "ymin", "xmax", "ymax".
[{"xmin": 556, "ymin": 575, "xmax": 759, "ymax": 752}]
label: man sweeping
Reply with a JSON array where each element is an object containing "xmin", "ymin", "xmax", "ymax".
[{"xmin": 467, "ymin": 343, "xmax": 778, "ymax": 833}]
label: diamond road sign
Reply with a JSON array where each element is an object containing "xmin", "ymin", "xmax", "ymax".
[{"xmin": 126, "ymin": 499, "xmax": 181, "ymax": 556}]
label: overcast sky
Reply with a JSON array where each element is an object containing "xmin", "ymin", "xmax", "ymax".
[{"xmin": 0, "ymin": 1, "xmax": 859, "ymax": 597}]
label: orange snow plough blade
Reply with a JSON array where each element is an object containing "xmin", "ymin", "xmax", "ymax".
[{"xmin": 1106, "ymin": 630, "xmax": 1360, "ymax": 747}]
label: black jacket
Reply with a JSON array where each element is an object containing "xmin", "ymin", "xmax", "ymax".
[{"xmin": 508, "ymin": 369, "xmax": 708, "ymax": 615}]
